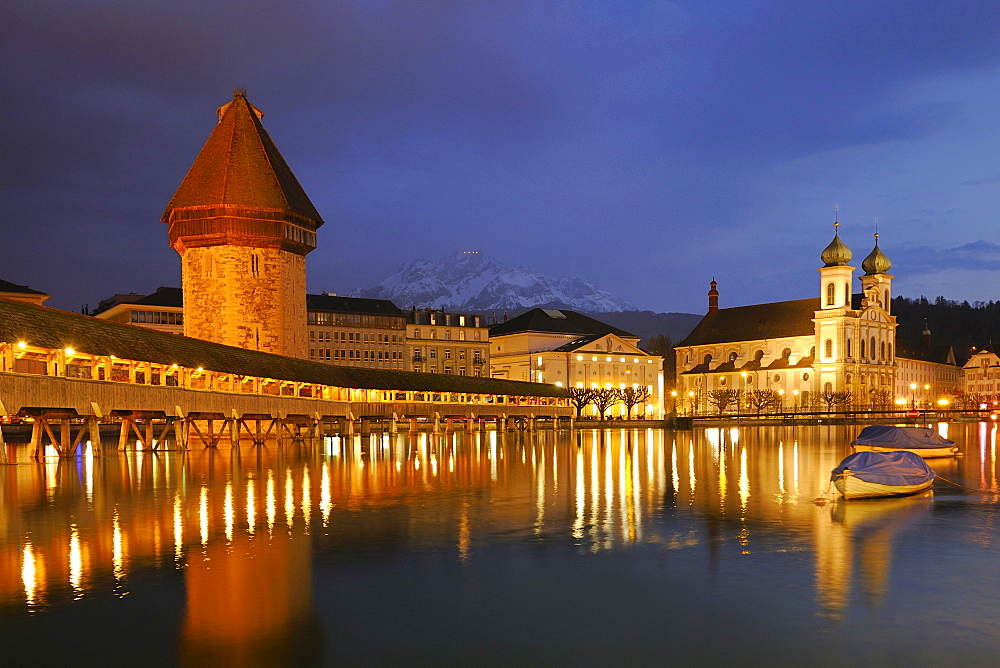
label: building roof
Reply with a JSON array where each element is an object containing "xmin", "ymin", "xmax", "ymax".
[
  {"xmin": 92, "ymin": 287, "xmax": 183, "ymax": 315},
  {"xmin": 896, "ymin": 338, "xmax": 956, "ymax": 366},
  {"xmin": 0, "ymin": 279, "xmax": 47, "ymax": 296},
  {"xmin": 0, "ymin": 300, "xmax": 567, "ymax": 397},
  {"xmin": 162, "ymin": 90, "xmax": 324, "ymax": 228},
  {"xmin": 306, "ymin": 294, "xmax": 403, "ymax": 317},
  {"xmin": 677, "ymin": 298, "xmax": 820, "ymax": 347},
  {"xmin": 489, "ymin": 308, "xmax": 637, "ymax": 339}
]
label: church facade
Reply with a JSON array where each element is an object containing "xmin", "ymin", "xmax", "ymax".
[{"xmin": 674, "ymin": 224, "xmax": 949, "ymax": 413}]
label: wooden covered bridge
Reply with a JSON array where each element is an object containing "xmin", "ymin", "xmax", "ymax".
[{"xmin": 0, "ymin": 299, "xmax": 573, "ymax": 461}]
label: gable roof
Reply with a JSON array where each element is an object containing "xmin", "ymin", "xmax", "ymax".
[
  {"xmin": 677, "ymin": 298, "xmax": 819, "ymax": 347},
  {"xmin": 896, "ymin": 338, "xmax": 957, "ymax": 366},
  {"xmin": 0, "ymin": 300, "xmax": 567, "ymax": 397},
  {"xmin": 306, "ymin": 294, "xmax": 402, "ymax": 317},
  {"xmin": 489, "ymin": 308, "xmax": 637, "ymax": 339},
  {"xmin": 0, "ymin": 279, "xmax": 47, "ymax": 296},
  {"xmin": 162, "ymin": 90, "xmax": 324, "ymax": 227}
]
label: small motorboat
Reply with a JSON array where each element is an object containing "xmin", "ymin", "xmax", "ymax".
[
  {"xmin": 831, "ymin": 451, "xmax": 935, "ymax": 500},
  {"xmin": 850, "ymin": 425, "xmax": 959, "ymax": 458}
]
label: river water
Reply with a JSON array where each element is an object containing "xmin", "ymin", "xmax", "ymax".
[{"xmin": 2, "ymin": 423, "xmax": 999, "ymax": 666}]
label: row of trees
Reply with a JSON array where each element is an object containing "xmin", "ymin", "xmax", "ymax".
[
  {"xmin": 698, "ymin": 388, "xmax": 999, "ymax": 415},
  {"xmin": 569, "ymin": 387, "xmax": 652, "ymax": 420}
]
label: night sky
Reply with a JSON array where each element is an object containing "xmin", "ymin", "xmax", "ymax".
[{"xmin": 3, "ymin": 1, "xmax": 999, "ymax": 315}]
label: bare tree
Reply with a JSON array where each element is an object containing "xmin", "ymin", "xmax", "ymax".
[
  {"xmin": 707, "ymin": 388, "xmax": 742, "ymax": 414},
  {"xmin": 745, "ymin": 389, "xmax": 780, "ymax": 415},
  {"xmin": 616, "ymin": 386, "xmax": 652, "ymax": 419},
  {"xmin": 569, "ymin": 387, "xmax": 595, "ymax": 418},
  {"xmin": 591, "ymin": 388, "xmax": 622, "ymax": 420},
  {"xmin": 819, "ymin": 389, "xmax": 854, "ymax": 412},
  {"xmin": 867, "ymin": 388, "xmax": 893, "ymax": 409}
]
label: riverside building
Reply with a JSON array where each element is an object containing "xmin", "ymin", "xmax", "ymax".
[
  {"xmin": 405, "ymin": 309, "xmax": 490, "ymax": 376},
  {"xmin": 674, "ymin": 223, "xmax": 958, "ymax": 412},
  {"xmin": 489, "ymin": 308, "xmax": 664, "ymax": 419}
]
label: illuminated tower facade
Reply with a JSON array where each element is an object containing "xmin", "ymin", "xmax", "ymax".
[{"xmin": 162, "ymin": 90, "xmax": 324, "ymax": 358}]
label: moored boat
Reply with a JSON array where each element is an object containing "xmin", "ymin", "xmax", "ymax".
[
  {"xmin": 850, "ymin": 425, "xmax": 959, "ymax": 458},
  {"xmin": 831, "ymin": 451, "xmax": 935, "ymax": 500}
]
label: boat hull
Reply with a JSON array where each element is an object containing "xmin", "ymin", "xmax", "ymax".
[
  {"xmin": 834, "ymin": 474, "xmax": 934, "ymax": 500},
  {"xmin": 852, "ymin": 444, "xmax": 959, "ymax": 458}
]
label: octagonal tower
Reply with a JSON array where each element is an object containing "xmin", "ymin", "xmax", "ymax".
[{"xmin": 162, "ymin": 90, "xmax": 324, "ymax": 359}]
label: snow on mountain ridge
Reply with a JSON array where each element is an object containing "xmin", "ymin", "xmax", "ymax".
[{"xmin": 352, "ymin": 252, "xmax": 635, "ymax": 312}]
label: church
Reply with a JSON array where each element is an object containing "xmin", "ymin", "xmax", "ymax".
[{"xmin": 674, "ymin": 224, "xmax": 958, "ymax": 413}]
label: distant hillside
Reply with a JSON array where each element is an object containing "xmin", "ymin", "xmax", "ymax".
[{"xmin": 893, "ymin": 295, "xmax": 1000, "ymax": 362}]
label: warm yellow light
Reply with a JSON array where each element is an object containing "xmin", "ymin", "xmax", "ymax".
[
  {"xmin": 606, "ymin": 356, "xmax": 612, "ymax": 362},
  {"xmin": 688, "ymin": 391, "xmax": 694, "ymax": 398},
  {"xmin": 64, "ymin": 348, "xmax": 75, "ymax": 356},
  {"xmin": 17, "ymin": 341, "xmax": 27, "ymax": 349},
  {"xmin": 555, "ymin": 381, "xmax": 563, "ymax": 387},
  {"xmin": 895, "ymin": 398, "xmax": 907, "ymax": 405},
  {"xmin": 937, "ymin": 399, "xmax": 949, "ymax": 406},
  {"xmin": 778, "ymin": 390, "xmax": 784, "ymax": 395},
  {"xmin": 671, "ymin": 391, "xmax": 677, "ymax": 397},
  {"xmin": 197, "ymin": 367, "xmax": 203, "ymax": 373},
  {"xmin": 924, "ymin": 384, "xmax": 930, "ymax": 390},
  {"xmin": 910, "ymin": 383, "xmax": 917, "ymax": 390},
  {"xmin": 577, "ymin": 355, "xmax": 583, "ymax": 361},
  {"xmin": 793, "ymin": 390, "xmax": 799, "ymax": 396}
]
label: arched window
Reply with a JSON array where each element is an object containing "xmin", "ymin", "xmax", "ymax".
[
  {"xmin": 861, "ymin": 339, "xmax": 866, "ymax": 358},
  {"xmin": 880, "ymin": 341, "xmax": 885, "ymax": 359},
  {"xmin": 825, "ymin": 339, "xmax": 833, "ymax": 359},
  {"xmin": 845, "ymin": 282, "xmax": 851, "ymax": 305},
  {"xmin": 754, "ymin": 350, "xmax": 764, "ymax": 362},
  {"xmin": 703, "ymin": 354, "xmax": 712, "ymax": 366},
  {"xmin": 809, "ymin": 346, "xmax": 816, "ymax": 358},
  {"xmin": 826, "ymin": 282, "xmax": 835, "ymax": 306},
  {"xmin": 884, "ymin": 289, "xmax": 890, "ymax": 307},
  {"xmin": 870, "ymin": 337, "xmax": 876, "ymax": 361},
  {"xmin": 728, "ymin": 352, "xmax": 738, "ymax": 363},
  {"xmin": 846, "ymin": 339, "xmax": 852, "ymax": 358},
  {"xmin": 782, "ymin": 347, "xmax": 791, "ymax": 359},
  {"xmin": 887, "ymin": 343, "xmax": 892, "ymax": 361},
  {"xmin": 824, "ymin": 382, "xmax": 833, "ymax": 393}
]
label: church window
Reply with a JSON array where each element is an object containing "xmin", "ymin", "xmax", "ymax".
[
  {"xmin": 880, "ymin": 341, "xmax": 885, "ymax": 359},
  {"xmin": 803, "ymin": 373, "xmax": 810, "ymax": 381},
  {"xmin": 782, "ymin": 348, "xmax": 791, "ymax": 359},
  {"xmin": 773, "ymin": 374, "xmax": 780, "ymax": 383},
  {"xmin": 754, "ymin": 350, "xmax": 764, "ymax": 362},
  {"xmin": 809, "ymin": 346, "xmax": 816, "ymax": 358},
  {"xmin": 845, "ymin": 282, "xmax": 850, "ymax": 305},
  {"xmin": 703, "ymin": 354, "xmax": 713, "ymax": 366},
  {"xmin": 846, "ymin": 339, "xmax": 852, "ymax": 357},
  {"xmin": 720, "ymin": 377, "xmax": 727, "ymax": 386},
  {"xmin": 824, "ymin": 382, "xmax": 833, "ymax": 393},
  {"xmin": 846, "ymin": 374, "xmax": 853, "ymax": 384},
  {"xmin": 824, "ymin": 339, "xmax": 833, "ymax": 359},
  {"xmin": 728, "ymin": 352, "xmax": 738, "ymax": 363},
  {"xmin": 870, "ymin": 337, "xmax": 876, "ymax": 360},
  {"xmin": 861, "ymin": 339, "xmax": 866, "ymax": 358},
  {"xmin": 887, "ymin": 343, "xmax": 892, "ymax": 360},
  {"xmin": 826, "ymin": 282, "xmax": 835, "ymax": 306}
]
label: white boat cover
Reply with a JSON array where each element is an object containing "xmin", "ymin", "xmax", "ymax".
[
  {"xmin": 850, "ymin": 425, "xmax": 955, "ymax": 449},
  {"xmin": 831, "ymin": 451, "xmax": 936, "ymax": 486}
]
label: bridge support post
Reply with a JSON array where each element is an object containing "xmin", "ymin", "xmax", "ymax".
[
  {"xmin": 88, "ymin": 415, "xmax": 102, "ymax": 455},
  {"xmin": 30, "ymin": 419, "xmax": 43, "ymax": 459},
  {"xmin": 0, "ymin": 421, "xmax": 9, "ymax": 464},
  {"xmin": 465, "ymin": 414, "xmax": 475, "ymax": 433},
  {"xmin": 389, "ymin": 412, "xmax": 398, "ymax": 434},
  {"xmin": 360, "ymin": 417, "xmax": 371, "ymax": 436},
  {"xmin": 59, "ymin": 418, "xmax": 72, "ymax": 457},
  {"xmin": 229, "ymin": 418, "xmax": 240, "ymax": 451},
  {"xmin": 433, "ymin": 412, "xmax": 441, "ymax": 434},
  {"xmin": 409, "ymin": 417, "xmax": 418, "ymax": 433},
  {"xmin": 118, "ymin": 418, "xmax": 131, "ymax": 451}
]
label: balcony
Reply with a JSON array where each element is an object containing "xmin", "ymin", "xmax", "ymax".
[
  {"xmin": 412, "ymin": 354, "xmax": 425, "ymax": 363},
  {"xmin": 472, "ymin": 358, "xmax": 485, "ymax": 365}
]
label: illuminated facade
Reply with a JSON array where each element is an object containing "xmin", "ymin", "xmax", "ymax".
[
  {"xmin": 675, "ymin": 224, "xmax": 957, "ymax": 411},
  {"xmin": 163, "ymin": 90, "xmax": 323, "ymax": 359},
  {"xmin": 489, "ymin": 309, "xmax": 664, "ymax": 418},
  {"xmin": 406, "ymin": 309, "xmax": 490, "ymax": 376},
  {"xmin": 962, "ymin": 349, "xmax": 1000, "ymax": 401},
  {"xmin": 307, "ymin": 294, "xmax": 406, "ymax": 369}
]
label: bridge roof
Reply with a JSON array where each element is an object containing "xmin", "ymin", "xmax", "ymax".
[{"xmin": 0, "ymin": 299, "xmax": 567, "ymax": 398}]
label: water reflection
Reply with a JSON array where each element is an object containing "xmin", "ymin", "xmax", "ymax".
[{"xmin": 2, "ymin": 423, "xmax": 1000, "ymax": 662}]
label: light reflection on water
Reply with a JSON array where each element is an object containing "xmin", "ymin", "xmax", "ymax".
[{"xmin": 1, "ymin": 422, "xmax": 999, "ymax": 665}]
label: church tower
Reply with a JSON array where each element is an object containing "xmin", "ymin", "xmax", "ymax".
[
  {"xmin": 860, "ymin": 231, "xmax": 893, "ymax": 313},
  {"xmin": 818, "ymin": 221, "xmax": 853, "ymax": 309},
  {"xmin": 162, "ymin": 90, "xmax": 324, "ymax": 359}
]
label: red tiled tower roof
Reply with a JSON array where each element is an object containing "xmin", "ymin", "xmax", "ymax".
[{"xmin": 162, "ymin": 89, "xmax": 324, "ymax": 254}]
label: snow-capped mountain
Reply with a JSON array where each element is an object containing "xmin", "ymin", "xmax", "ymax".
[{"xmin": 352, "ymin": 251, "xmax": 636, "ymax": 312}]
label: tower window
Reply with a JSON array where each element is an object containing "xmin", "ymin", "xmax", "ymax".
[
  {"xmin": 824, "ymin": 339, "xmax": 833, "ymax": 359},
  {"xmin": 826, "ymin": 282, "xmax": 835, "ymax": 306}
]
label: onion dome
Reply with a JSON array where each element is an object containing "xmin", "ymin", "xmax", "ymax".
[
  {"xmin": 862, "ymin": 234, "xmax": 892, "ymax": 275},
  {"xmin": 820, "ymin": 222, "xmax": 853, "ymax": 267}
]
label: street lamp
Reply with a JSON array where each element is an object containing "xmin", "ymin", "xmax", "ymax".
[
  {"xmin": 670, "ymin": 390, "xmax": 678, "ymax": 414},
  {"xmin": 688, "ymin": 390, "xmax": 695, "ymax": 415},
  {"xmin": 777, "ymin": 389, "xmax": 785, "ymax": 413},
  {"xmin": 909, "ymin": 382, "xmax": 917, "ymax": 409}
]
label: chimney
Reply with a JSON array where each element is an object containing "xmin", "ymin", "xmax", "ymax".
[{"xmin": 708, "ymin": 278, "xmax": 719, "ymax": 313}]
